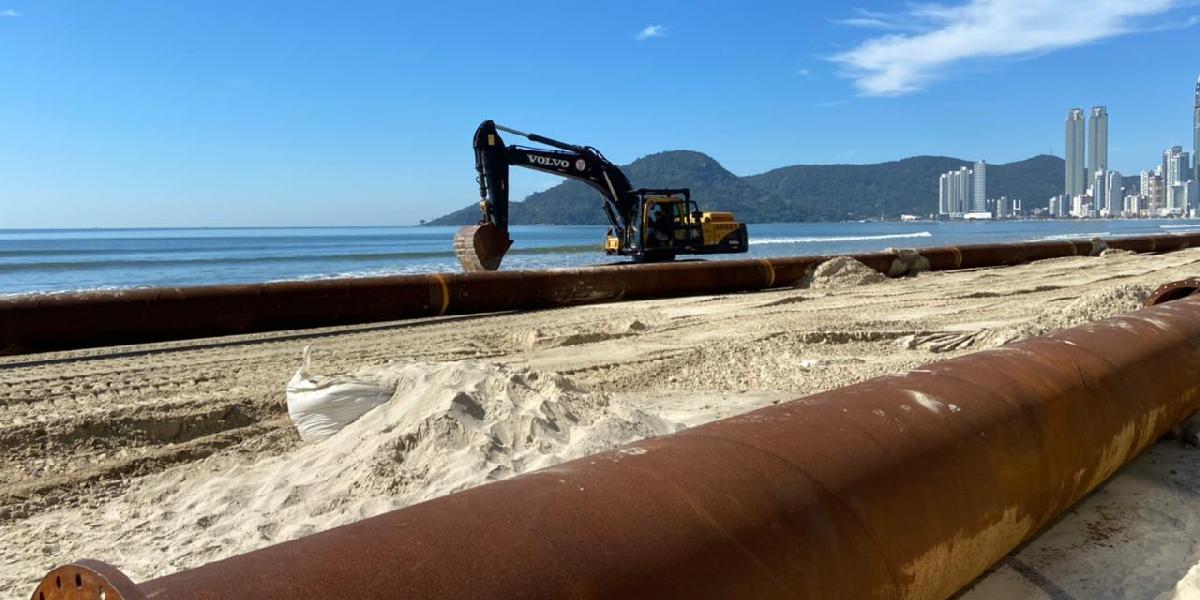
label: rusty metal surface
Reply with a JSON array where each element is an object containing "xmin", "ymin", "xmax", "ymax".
[
  {"xmin": 6, "ymin": 232, "xmax": 1200, "ymax": 356},
  {"xmin": 30, "ymin": 561, "xmax": 144, "ymax": 600},
  {"xmin": 32, "ymin": 295, "xmax": 1200, "ymax": 600},
  {"xmin": 1146, "ymin": 278, "xmax": 1200, "ymax": 306},
  {"xmin": 453, "ymin": 223, "xmax": 512, "ymax": 271}
]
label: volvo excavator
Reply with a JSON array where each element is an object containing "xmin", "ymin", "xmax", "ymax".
[{"xmin": 453, "ymin": 120, "xmax": 749, "ymax": 271}]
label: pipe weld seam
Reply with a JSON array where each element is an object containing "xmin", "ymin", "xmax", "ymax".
[
  {"xmin": 431, "ymin": 273, "xmax": 451, "ymax": 316},
  {"xmin": 758, "ymin": 260, "xmax": 776, "ymax": 288}
]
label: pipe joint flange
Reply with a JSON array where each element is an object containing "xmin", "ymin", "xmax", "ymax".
[
  {"xmin": 1145, "ymin": 278, "xmax": 1200, "ymax": 307},
  {"xmin": 30, "ymin": 561, "xmax": 144, "ymax": 600}
]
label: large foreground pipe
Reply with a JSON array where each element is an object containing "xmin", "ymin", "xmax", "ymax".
[
  {"xmin": 32, "ymin": 290, "xmax": 1200, "ymax": 599},
  {"xmin": 5, "ymin": 232, "xmax": 1200, "ymax": 356}
]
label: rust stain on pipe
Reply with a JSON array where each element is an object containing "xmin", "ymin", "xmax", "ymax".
[
  {"xmin": 31, "ymin": 295, "xmax": 1200, "ymax": 599},
  {"xmin": 6, "ymin": 232, "xmax": 1200, "ymax": 356}
]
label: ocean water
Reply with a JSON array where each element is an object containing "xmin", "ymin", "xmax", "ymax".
[{"xmin": 2, "ymin": 220, "xmax": 1197, "ymax": 296}]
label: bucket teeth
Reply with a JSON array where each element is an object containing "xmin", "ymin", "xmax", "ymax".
[{"xmin": 454, "ymin": 224, "xmax": 512, "ymax": 272}]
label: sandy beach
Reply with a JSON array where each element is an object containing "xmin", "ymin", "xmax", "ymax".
[{"xmin": 4, "ymin": 249, "xmax": 1200, "ymax": 599}]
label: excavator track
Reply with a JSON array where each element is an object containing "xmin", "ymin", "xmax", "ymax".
[{"xmin": 454, "ymin": 223, "xmax": 512, "ymax": 271}]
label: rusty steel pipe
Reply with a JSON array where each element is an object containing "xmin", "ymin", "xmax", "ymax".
[
  {"xmin": 1146, "ymin": 278, "xmax": 1200, "ymax": 306},
  {"xmin": 31, "ymin": 292, "xmax": 1200, "ymax": 600},
  {"xmin": 5, "ymin": 232, "xmax": 1200, "ymax": 356}
]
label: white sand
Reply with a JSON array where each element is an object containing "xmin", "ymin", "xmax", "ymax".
[
  {"xmin": 810, "ymin": 255, "xmax": 888, "ymax": 288},
  {"xmin": 4, "ymin": 248, "xmax": 1200, "ymax": 597},
  {"xmin": 6, "ymin": 362, "xmax": 675, "ymax": 585}
]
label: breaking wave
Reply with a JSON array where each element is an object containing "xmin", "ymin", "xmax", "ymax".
[
  {"xmin": 1037, "ymin": 232, "xmax": 1111, "ymax": 241},
  {"xmin": 750, "ymin": 231, "xmax": 932, "ymax": 245}
]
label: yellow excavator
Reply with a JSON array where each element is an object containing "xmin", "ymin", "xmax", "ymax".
[{"xmin": 454, "ymin": 120, "xmax": 749, "ymax": 271}]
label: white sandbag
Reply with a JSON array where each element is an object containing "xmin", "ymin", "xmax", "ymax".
[{"xmin": 286, "ymin": 346, "xmax": 395, "ymax": 442}]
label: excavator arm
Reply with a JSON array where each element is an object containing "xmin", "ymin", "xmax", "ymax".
[{"xmin": 455, "ymin": 120, "xmax": 636, "ymax": 271}]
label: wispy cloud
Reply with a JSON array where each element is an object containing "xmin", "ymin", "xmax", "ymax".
[
  {"xmin": 635, "ymin": 25, "xmax": 666, "ymax": 41},
  {"xmin": 0, "ymin": 9, "xmax": 21, "ymax": 17},
  {"xmin": 815, "ymin": 99, "xmax": 849, "ymax": 108},
  {"xmin": 833, "ymin": 8, "xmax": 924, "ymax": 31},
  {"xmin": 831, "ymin": 0, "xmax": 1191, "ymax": 96}
]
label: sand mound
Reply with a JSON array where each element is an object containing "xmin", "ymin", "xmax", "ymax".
[
  {"xmin": 1037, "ymin": 284, "xmax": 1152, "ymax": 329},
  {"xmin": 811, "ymin": 257, "xmax": 887, "ymax": 288},
  {"xmin": 906, "ymin": 284, "xmax": 1155, "ymax": 352},
  {"xmin": 510, "ymin": 318, "xmax": 649, "ymax": 349},
  {"xmin": 984, "ymin": 284, "xmax": 1153, "ymax": 347},
  {"xmin": 20, "ymin": 361, "xmax": 677, "ymax": 584}
]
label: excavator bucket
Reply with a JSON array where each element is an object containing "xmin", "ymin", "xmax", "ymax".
[{"xmin": 454, "ymin": 223, "xmax": 513, "ymax": 271}]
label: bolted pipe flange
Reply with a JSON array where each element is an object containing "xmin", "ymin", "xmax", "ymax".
[
  {"xmin": 1145, "ymin": 278, "xmax": 1200, "ymax": 307},
  {"xmin": 30, "ymin": 561, "xmax": 144, "ymax": 600}
]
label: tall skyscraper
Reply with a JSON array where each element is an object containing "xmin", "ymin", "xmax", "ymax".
[
  {"xmin": 1065, "ymin": 109, "xmax": 1086, "ymax": 197},
  {"xmin": 1088, "ymin": 106, "xmax": 1108, "ymax": 177},
  {"xmin": 1165, "ymin": 147, "xmax": 1191, "ymax": 213},
  {"xmin": 1092, "ymin": 169, "xmax": 1108, "ymax": 213},
  {"xmin": 1193, "ymin": 75, "xmax": 1199, "ymax": 182},
  {"xmin": 1105, "ymin": 170, "xmax": 1123, "ymax": 215},
  {"xmin": 1165, "ymin": 146, "xmax": 1190, "ymax": 186},
  {"xmin": 958, "ymin": 166, "xmax": 972, "ymax": 214},
  {"xmin": 973, "ymin": 160, "xmax": 987, "ymax": 212},
  {"xmin": 938, "ymin": 173, "xmax": 950, "ymax": 215}
]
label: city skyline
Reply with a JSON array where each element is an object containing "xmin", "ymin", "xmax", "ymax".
[
  {"xmin": 940, "ymin": 73, "xmax": 1196, "ymax": 220},
  {"xmin": 1052, "ymin": 74, "xmax": 1198, "ymax": 219}
]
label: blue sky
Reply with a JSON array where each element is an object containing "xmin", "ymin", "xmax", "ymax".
[{"xmin": 1, "ymin": 0, "xmax": 1198, "ymax": 227}]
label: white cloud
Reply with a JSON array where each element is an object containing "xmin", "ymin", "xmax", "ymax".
[
  {"xmin": 635, "ymin": 25, "xmax": 666, "ymax": 41},
  {"xmin": 816, "ymin": 99, "xmax": 849, "ymax": 108},
  {"xmin": 833, "ymin": 8, "xmax": 924, "ymax": 31},
  {"xmin": 0, "ymin": 9, "xmax": 21, "ymax": 17},
  {"xmin": 831, "ymin": 0, "xmax": 1189, "ymax": 96}
]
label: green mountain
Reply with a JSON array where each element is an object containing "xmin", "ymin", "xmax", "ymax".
[
  {"xmin": 429, "ymin": 150, "xmax": 780, "ymax": 226},
  {"xmin": 428, "ymin": 152, "xmax": 1068, "ymax": 225}
]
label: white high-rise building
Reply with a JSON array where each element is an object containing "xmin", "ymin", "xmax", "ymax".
[
  {"xmin": 1170, "ymin": 181, "xmax": 1198, "ymax": 215},
  {"xmin": 1105, "ymin": 170, "xmax": 1123, "ymax": 215},
  {"xmin": 1065, "ymin": 109, "xmax": 1086, "ymax": 197},
  {"xmin": 1092, "ymin": 170, "xmax": 1109, "ymax": 214},
  {"xmin": 1165, "ymin": 146, "xmax": 1190, "ymax": 187},
  {"xmin": 1125, "ymin": 194, "xmax": 1142, "ymax": 215},
  {"xmin": 939, "ymin": 173, "xmax": 951, "ymax": 215},
  {"xmin": 937, "ymin": 166, "xmax": 975, "ymax": 217},
  {"xmin": 1048, "ymin": 195, "xmax": 1063, "ymax": 217},
  {"xmin": 973, "ymin": 161, "xmax": 987, "ymax": 213},
  {"xmin": 1146, "ymin": 166, "xmax": 1165, "ymax": 214},
  {"xmin": 956, "ymin": 166, "xmax": 972, "ymax": 214},
  {"xmin": 1088, "ymin": 106, "xmax": 1108, "ymax": 177},
  {"xmin": 994, "ymin": 196, "xmax": 1009, "ymax": 219}
]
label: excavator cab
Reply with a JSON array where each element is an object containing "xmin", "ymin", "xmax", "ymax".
[{"xmin": 603, "ymin": 189, "xmax": 746, "ymax": 261}]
